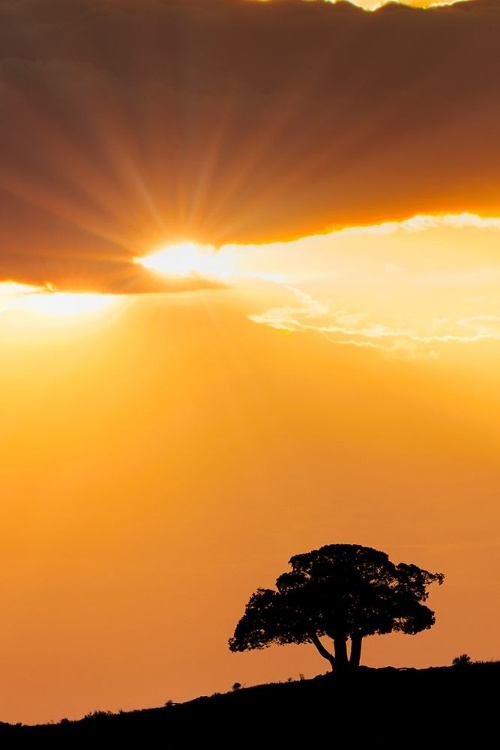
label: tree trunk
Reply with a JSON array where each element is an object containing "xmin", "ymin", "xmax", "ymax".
[
  {"xmin": 349, "ymin": 634, "xmax": 363, "ymax": 668},
  {"xmin": 310, "ymin": 632, "xmax": 351, "ymax": 675},
  {"xmin": 333, "ymin": 635, "xmax": 349, "ymax": 674}
]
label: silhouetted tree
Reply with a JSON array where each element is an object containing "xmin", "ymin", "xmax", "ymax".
[{"xmin": 229, "ymin": 544, "xmax": 444, "ymax": 674}]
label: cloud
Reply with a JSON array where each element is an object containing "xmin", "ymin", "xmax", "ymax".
[
  {"xmin": 0, "ymin": 0, "xmax": 498, "ymax": 292},
  {"xmin": 245, "ymin": 211, "xmax": 500, "ymax": 357},
  {"xmin": 249, "ymin": 286, "xmax": 500, "ymax": 358},
  {"xmin": 332, "ymin": 212, "xmax": 500, "ymax": 237},
  {"xmin": 0, "ymin": 255, "xmax": 227, "ymax": 296}
]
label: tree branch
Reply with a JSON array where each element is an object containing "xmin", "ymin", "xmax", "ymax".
[{"xmin": 309, "ymin": 632, "xmax": 335, "ymax": 670}]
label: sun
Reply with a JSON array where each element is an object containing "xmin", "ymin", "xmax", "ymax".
[{"xmin": 135, "ymin": 241, "xmax": 231, "ymax": 279}]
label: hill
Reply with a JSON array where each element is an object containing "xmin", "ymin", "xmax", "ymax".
[{"xmin": 1, "ymin": 663, "xmax": 498, "ymax": 747}]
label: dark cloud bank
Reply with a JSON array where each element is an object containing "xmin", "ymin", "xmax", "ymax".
[{"xmin": 0, "ymin": 0, "xmax": 498, "ymax": 293}]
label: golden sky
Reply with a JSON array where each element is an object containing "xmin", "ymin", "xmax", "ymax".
[{"xmin": 1, "ymin": 0, "xmax": 500, "ymax": 726}]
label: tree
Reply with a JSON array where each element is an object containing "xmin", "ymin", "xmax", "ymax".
[{"xmin": 229, "ymin": 544, "xmax": 444, "ymax": 674}]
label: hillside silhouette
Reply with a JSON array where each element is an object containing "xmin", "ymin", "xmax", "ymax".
[{"xmin": 1, "ymin": 662, "xmax": 498, "ymax": 747}]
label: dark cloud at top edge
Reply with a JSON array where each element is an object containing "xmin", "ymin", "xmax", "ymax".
[{"xmin": 0, "ymin": 0, "xmax": 499, "ymax": 293}]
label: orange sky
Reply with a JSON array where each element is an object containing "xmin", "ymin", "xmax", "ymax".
[{"xmin": 1, "ymin": 0, "xmax": 500, "ymax": 726}]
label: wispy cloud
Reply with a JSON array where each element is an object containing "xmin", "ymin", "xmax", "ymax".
[
  {"xmin": 246, "ymin": 213, "xmax": 500, "ymax": 358},
  {"xmin": 333, "ymin": 213, "xmax": 500, "ymax": 238},
  {"xmin": 251, "ymin": 290, "xmax": 500, "ymax": 357}
]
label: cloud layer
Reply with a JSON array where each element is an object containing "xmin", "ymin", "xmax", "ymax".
[
  {"xmin": 1, "ymin": 0, "xmax": 499, "ymax": 292},
  {"xmin": 242, "ymin": 212, "xmax": 500, "ymax": 358}
]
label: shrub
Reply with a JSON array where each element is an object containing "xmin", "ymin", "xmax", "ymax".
[{"xmin": 452, "ymin": 654, "xmax": 473, "ymax": 667}]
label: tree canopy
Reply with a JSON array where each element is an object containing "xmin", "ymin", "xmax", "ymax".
[{"xmin": 229, "ymin": 543, "xmax": 444, "ymax": 673}]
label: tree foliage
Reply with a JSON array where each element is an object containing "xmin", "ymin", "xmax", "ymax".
[{"xmin": 229, "ymin": 544, "xmax": 444, "ymax": 673}]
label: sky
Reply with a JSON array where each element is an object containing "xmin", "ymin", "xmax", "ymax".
[{"xmin": 1, "ymin": 0, "xmax": 500, "ymax": 725}]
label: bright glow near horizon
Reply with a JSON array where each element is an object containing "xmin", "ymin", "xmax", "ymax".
[{"xmin": 0, "ymin": 283, "xmax": 114, "ymax": 318}]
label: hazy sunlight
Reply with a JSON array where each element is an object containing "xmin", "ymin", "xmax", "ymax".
[
  {"xmin": 1, "ymin": 283, "xmax": 114, "ymax": 318},
  {"xmin": 136, "ymin": 242, "xmax": 232, "ymax": 280}
]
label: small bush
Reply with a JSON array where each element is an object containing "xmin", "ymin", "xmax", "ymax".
[{"xmin": 452, "ymin": 654, "xmax": 473, "ymax": 667}]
